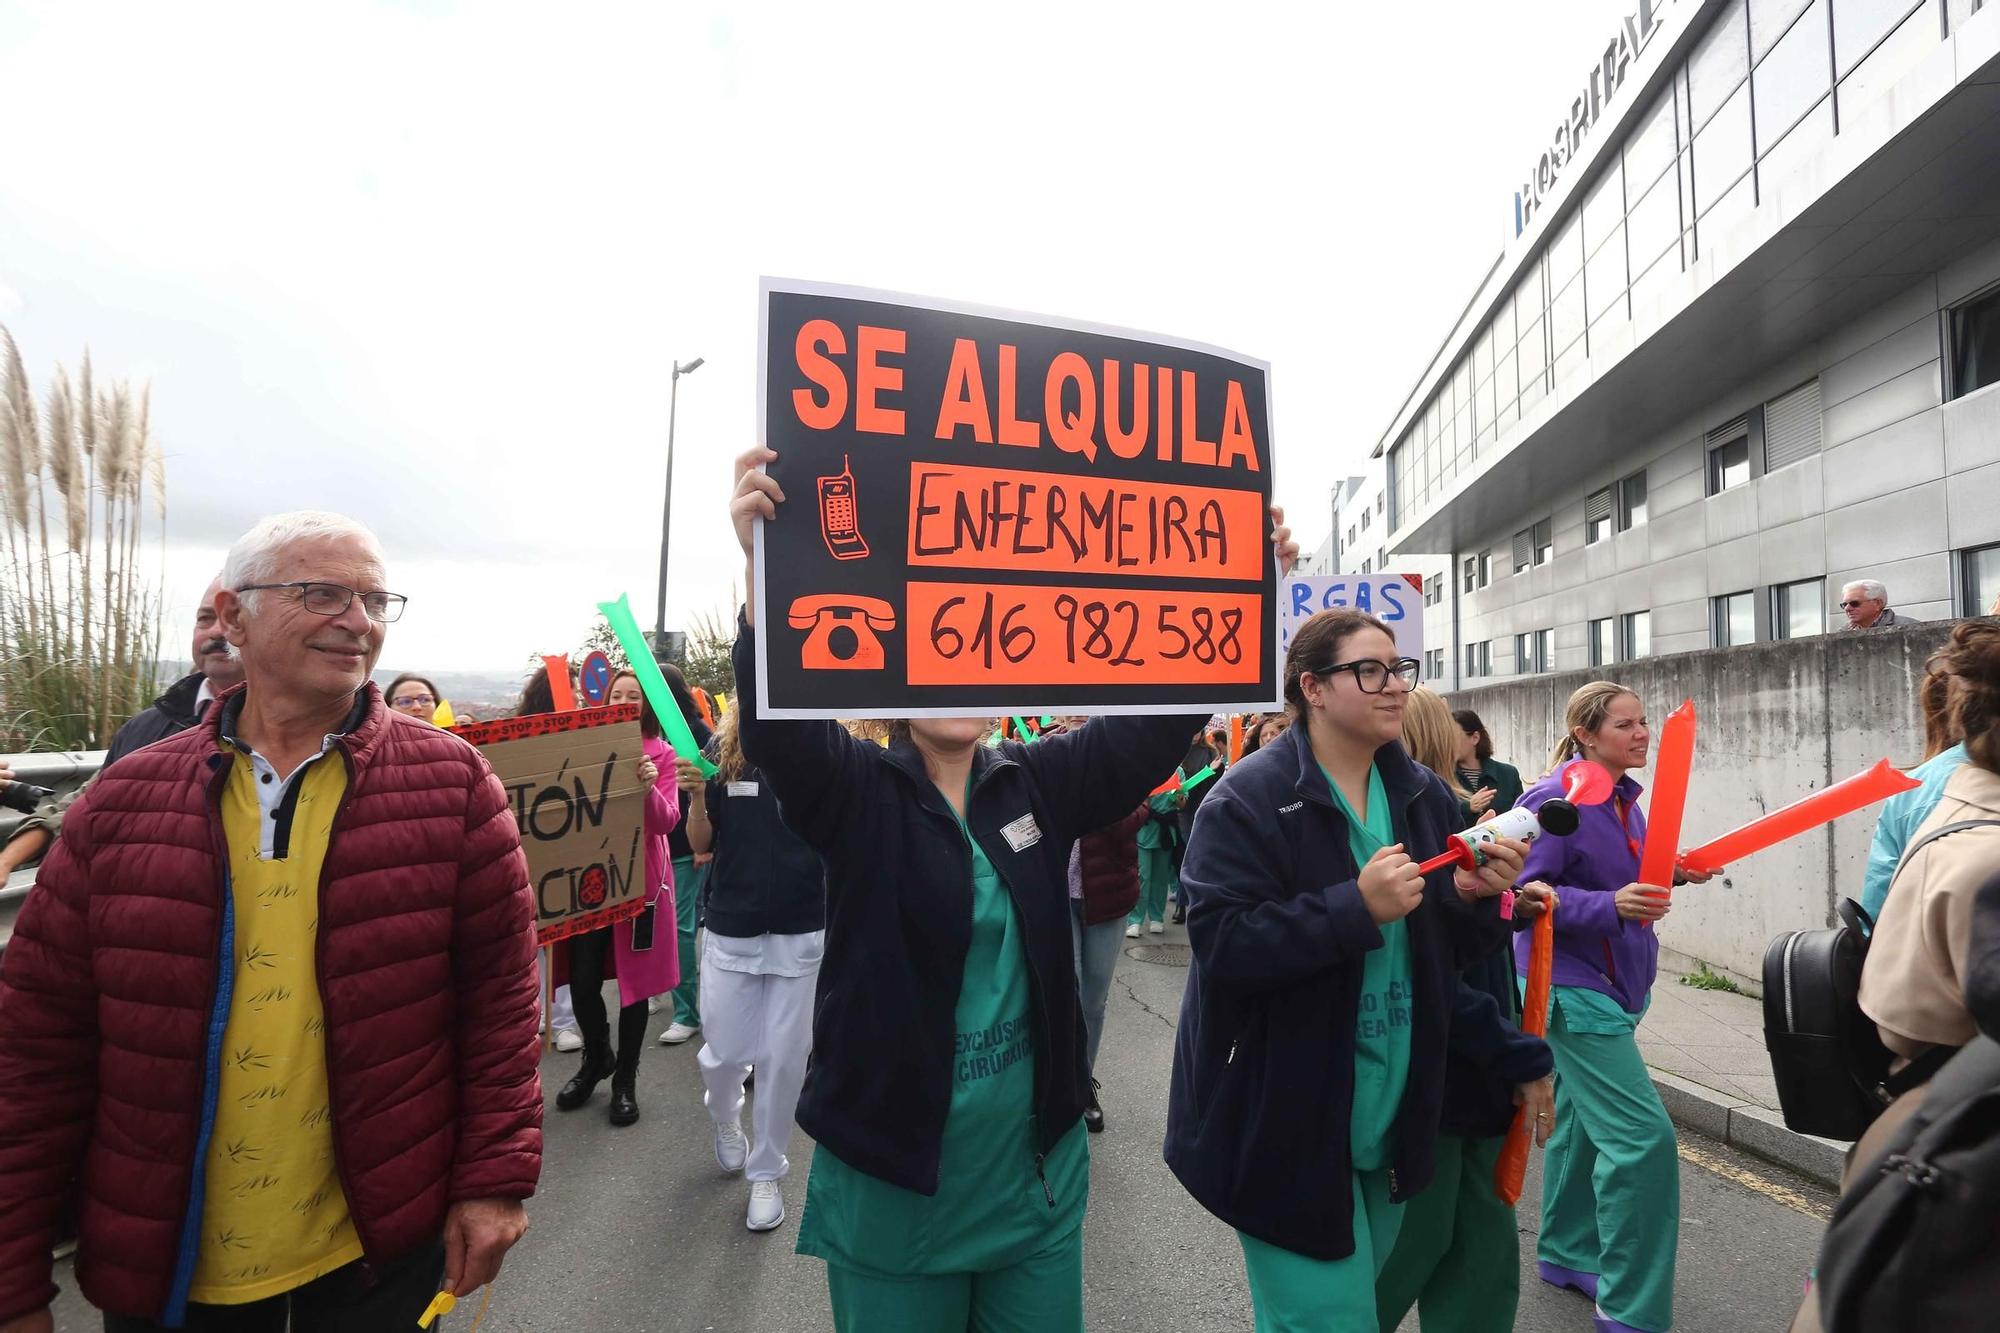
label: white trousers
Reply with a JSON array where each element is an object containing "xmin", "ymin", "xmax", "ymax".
[
  {"xmin": 537, "ymin": 951, "xmax": 576, "ymax": 1032},
  {"xmin": 696, "ymin": 939, "xmax": 818, "ymax": 1183}
]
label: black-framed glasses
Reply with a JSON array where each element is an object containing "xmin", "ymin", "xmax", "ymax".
[
  {"xmin": 1317, "ymin": 657, "xmax": 1421, "ymax": 694},
  {"xmin": 238, "ymin": 581, "xmax": 408, "ymax": 623}
]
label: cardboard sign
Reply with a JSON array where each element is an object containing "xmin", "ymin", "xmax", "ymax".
[
  {"xmin": 1280, "ymin": 573, "xmax": 1424, "ymax": 664},
  {"xmin": 755, "ymin": 278, "xmax": 1279, "ymax": 719},
  {"xmin": 455, "ymin": 705, "xmax": 650, "ymax": 946}
]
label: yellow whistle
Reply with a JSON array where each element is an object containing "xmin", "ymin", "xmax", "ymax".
[{"xmin": 418, "ymin": 1291, "xmax": 456, "ymax": 1328}]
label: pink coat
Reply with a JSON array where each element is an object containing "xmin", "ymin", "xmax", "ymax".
[{"xmin": 611, "ymin": 734, "xmax": 682, "ymax": 1006}]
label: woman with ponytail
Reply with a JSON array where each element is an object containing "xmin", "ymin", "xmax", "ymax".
[
  {"xmin": 1861, "ymin": 619, "xmax": 2000, "ymax": 1070},
  {"xmin": 1375, "ymin": 689, "xmax": 1555, "ymax": 1333},
  {"xmin": 1516, "ymin": 681, "xmax": 1709, "ymax": 1333}
]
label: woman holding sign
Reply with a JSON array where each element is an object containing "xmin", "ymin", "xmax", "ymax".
[
  {"xmin": 1516, "ymin": 682, "xmax": 1709, "ymax": 1333},
  {"xmin": 726, "ymin": 444, "xmax": 1297, "ymax": 1332},
  {"xmin": 549, "ymin": 668, "xmax": 684, "ymax": 1125},
  {"xmin": 1165, "ymin": 609, "xmax": 1527, "ymax": 1333}
]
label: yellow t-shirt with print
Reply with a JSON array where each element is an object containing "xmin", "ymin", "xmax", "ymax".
[{"xmin": 189, "ymin": 752, "xmax": 362, "ymax": 1303}]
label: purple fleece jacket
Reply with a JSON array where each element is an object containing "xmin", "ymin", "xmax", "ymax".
[{"xmin": 1513, "ymin": 758, "xmax": 1658, "ymax": 1013}]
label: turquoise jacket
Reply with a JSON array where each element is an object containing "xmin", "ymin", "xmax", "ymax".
[{"xmin": 1862, "ymin": 743, "xmax": 1969, "ymax": 923}]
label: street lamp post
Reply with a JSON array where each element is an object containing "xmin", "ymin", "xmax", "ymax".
[{"xmin": 655, "ymin": 355, "xmax": 705, "ymax": 643}]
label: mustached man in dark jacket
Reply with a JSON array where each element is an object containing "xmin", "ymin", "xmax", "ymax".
[
  {"xmin": 728, "ymin": 445, "xmax": 1299, "ymax": 1332},
  {"xmin": 1166, "ymin": 608, "xmax": 1526, "ymax": 1332},
  {"xmin": 108, "ymin": 575, "xmax": 246, "ymax": 766}
]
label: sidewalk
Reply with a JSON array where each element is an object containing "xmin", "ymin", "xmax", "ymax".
[{"xmin": 1637, "ymin": 964, "xmax": 1846, "ymax": 1187}]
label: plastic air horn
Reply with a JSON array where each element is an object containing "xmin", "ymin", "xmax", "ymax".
[
  {"xmin": 1637, "ymin": 700, "xmax": 1697, "ymax": 929},
  {"xmin": 1495, "ymin": 895, "xmax": 1557, "ymax": 1206},
  {"xmin": 1675, "ymin": 758, "xmax": 1921, "ymax": 876},
  {"xmin": 1414, "ymin": 760, "xmax": 1615, "ymax": 876}
]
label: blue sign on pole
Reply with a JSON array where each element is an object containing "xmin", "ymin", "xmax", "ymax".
[{"xmin": 579, "ymin": 650, "xmax": 615, "ymax": 706}]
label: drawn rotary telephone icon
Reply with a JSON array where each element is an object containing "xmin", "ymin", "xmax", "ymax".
[{"xmin": 789, "ymin": 594, "xmax": 896, "ymax": 671}]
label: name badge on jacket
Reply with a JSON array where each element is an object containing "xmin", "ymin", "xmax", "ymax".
[
  {"xmin": 727, "ymin": 781, "xmax": 759, "ymax": 797},
  {"xmin": 1001, "ymin": 813, "xmax": 1042, "ymax": 853}
]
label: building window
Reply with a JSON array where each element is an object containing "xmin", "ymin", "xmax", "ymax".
[
  {"xmin": 1617, "ymin": 470, "xmax": 1648, "ymax": 530},
  {"xmin": 1361, "ymin": 558, "xmax": 1372, "ymax": 574},
  {"xmin": 1512, "ymin": 528, "xmax": 1532, "ymax": 573},
  {"xmin": 1949, "ymin": 284, "xmax": 2000, "ymax": 401},
  {"xmin": 1533, "ymin": 518, "xmax": 1553, "ymax": 566},
  {"xmin": 1713, "ymin": 590, "xmax": 1756, "ymax": 646},
  {"xmin": 1348, "ymin": 525, "xmax": 1357, "ymax": 548},
  {"xmin": 1515, "ymin": 629, "xmax": 1554, "ymax": 674},
  {"xmin": 1586, "ymin": 488, "xmax": 1614, "ymax": 545},
  {"xmin": 1478, "ymin": 551, "xmax": 1492, "ymax": 587},
  {"xmin": 1708, "ymin": 431, "xmax": 1751, "ymax": 495},
  {"xmin": 1378, "ymin": 493, "xmax": 1384, "ymax": 514},
  {"xmin": 1964, "ymin": 543, "xmax": 2000, "ymax": 615},
  {"xmin": 1362, "ymin": 508, "xmax": 1371, "ymax": 532},
  {"xmin": 1425, "ymin": 648, "xmax": 1445, "ymax": 681},
  {"xmin": 1377, "ymin": 547, "xmax": 1386, "ymax": 571},
  {"xmin": 1773, "ymin": 578, "xmax": 1825, "ymax": 639},
  {"xmin": 1764, "ymin": 380, "xmax": 1824, "ymax": 471},
  {"xmin": 1590, "ymin": 617, "xmax": 1616, "ymax": 666},
  {"xmin": 1464, "ymin": 556, "xmax": 1478, "ymax": 594},
  {"xmin": 1622, "ymin": 610, "xmax": 1652, "ymax": 660}
]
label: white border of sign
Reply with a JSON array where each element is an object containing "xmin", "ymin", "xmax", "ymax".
[{"xmin": 753, "ymin": 275, "xmax": 1283, "ymax": 720}]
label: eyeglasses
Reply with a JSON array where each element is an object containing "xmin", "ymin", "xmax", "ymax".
[
  {"xmin": 1316, "ymin": 657, "xmax": 1421, "ymax": 694},
  {"xmin": 1840, "ymin": 600, "xmax": 1868, "ymax": 609},
  {"xmin": 392, "ymin": 694, "xmax": 436, "ymax": 709},
  {"xmin": 238, "ymin": 581, "xmax": 408, "ymax": 623}
]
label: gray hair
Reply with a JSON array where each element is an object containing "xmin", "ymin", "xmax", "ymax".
[
  {"xmin": 224, "ymin": 511, "xmax": 386, "ymax": 606},
  {"xmin": 1842, "ymin": 579, "xmax": 1888, "ymax": 604}
]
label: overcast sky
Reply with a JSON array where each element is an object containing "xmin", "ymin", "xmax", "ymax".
[{"xmin": 0, "ymin": 0, "xmax": 1618, "ymax": 675}]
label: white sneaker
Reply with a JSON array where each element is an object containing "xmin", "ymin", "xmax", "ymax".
[
  {"xmin": 659, "ymin": 1021, "xmax": 699, "ymax": 1046},
  {"xmin": 714, "ymin": 1118, "xmax": 748, "ymax": 1173},
  {"xmin": 1125, "ymin": 923, "xmax": 1141, "ymax": 939},
  {"xmin": 1148, "ymin": 920, "xmax": 1165, "ymax": 935},
  {"xmin": 647, "ymin": 996, "xmax": 662, "ymax": 1015},
  {"xmin": 746, "ymin": 1179, "xmax": 785, "ymax": 1232},
  {"xmin": 553, "ymin": 1028, "xmax": 583, "ymax": 1052}
]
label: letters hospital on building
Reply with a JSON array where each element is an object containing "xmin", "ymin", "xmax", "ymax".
[{"xmin": 1311, "ymin": 0, "xmax": 2000, "ymax": 688}]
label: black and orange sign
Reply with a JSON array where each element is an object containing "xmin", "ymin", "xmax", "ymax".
[
  {"xmin": 454, "ymin": 705, "xmax": 649, "ymax": 945},
  {"xmin": 755, "ymin": 279, "xmax": 1279, "ymax": 718}
]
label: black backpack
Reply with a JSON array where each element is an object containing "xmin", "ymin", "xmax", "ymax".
[
  {"xmin": 1810, "ymin": 1035, "xmax": 2000, "ymax": 1333},
  {"xmin": 1762, "ymin": 820, "xmax": 2000, "ymax": 1140}
]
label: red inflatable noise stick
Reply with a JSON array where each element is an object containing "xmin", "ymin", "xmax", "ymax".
[
  {"xmin": 1675, "ymin": 758, "xmax": 1920, "ymax": 876},
  {"xmin": 1415, "ymin": 759, "xmax": 1614, "ymax": 878}
]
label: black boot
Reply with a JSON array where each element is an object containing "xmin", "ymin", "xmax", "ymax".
[
  {"xmin": 556, "ymin": 1045, "xmax": 615, "ymax": 1111},
  {"xmin": 1083, "ymin": 1078, "xmax": 1105, "ymax": 1133},
  {"xmin": 608, "ymin": 1038, "xmax": 642, "ymax": 1126}
]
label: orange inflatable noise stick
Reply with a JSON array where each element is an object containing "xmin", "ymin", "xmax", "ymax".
[{"xmin": 1495, "ymin": 897, "xmax": 1556, "ymax": 1206}]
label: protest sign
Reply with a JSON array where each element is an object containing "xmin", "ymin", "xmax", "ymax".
[
  {"xmin": 455, "ymin": 705, "xmax": 649, "ymax": 946},
  {"xmin": 1280, "ymin": 573, "xmax": 1424, "ymax": 663},
  {"xmin": 755, "ymin": 278, "xmax": 1280, "ymax": 719}
]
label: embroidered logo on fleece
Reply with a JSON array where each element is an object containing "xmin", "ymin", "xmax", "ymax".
[{"xmin": 1278, "ymin": 801, "xmax": 1305, "ymax": 814}]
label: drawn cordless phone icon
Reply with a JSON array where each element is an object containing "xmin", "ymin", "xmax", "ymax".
[
  {"xmin": 819, "ymin": 455, "xmax": 870, "ymax": 561},
  {"xmin": 789, "ymin": 594, "xmax": 895, "ymax": 671}
]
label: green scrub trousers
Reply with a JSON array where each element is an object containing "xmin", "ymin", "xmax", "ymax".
[
  {"xmin": 1539, "ymin": 990, "xmax": 1679, "ymax": 1332},
  {"xmin": 670, "ymin": 853, "xmax": 708, "ymax": 1028},
  {"xmin": 1129, "ymin": 845, "xmax": 1175, "ymax": 928},
  {"xmin": 1374, "ymin": 1133, "xmax": 1518, "ymax": 1332},
  {"xmin": 1239, "ymin": 1169, "xmax": 1402, "ymax": 1333},
  {"xmin": 823, "ymin": 1224, "xmax": 1083, "ymax": 1332}
]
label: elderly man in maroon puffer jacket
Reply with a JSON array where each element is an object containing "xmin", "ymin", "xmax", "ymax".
[{"xmin": 0, "ymin": 511, "xmax": 542, "ymax": 1333}]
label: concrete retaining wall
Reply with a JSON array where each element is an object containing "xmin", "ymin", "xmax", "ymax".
[{"xmin": 1449, "ymin": 621, "xmax": 1960, "ymax": 983}]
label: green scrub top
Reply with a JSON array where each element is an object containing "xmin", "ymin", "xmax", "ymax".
[
  {"xmin": 1324, "ymin": 763, "xmax": 1414, "ymax": 1171},
  {"xmin": 1136, "ymin": 774, "xmax": 1183, "ymax": 850},
  {"xmin": 796, "ymin": 796, "xmax": 1088, "ymax": 1275}
]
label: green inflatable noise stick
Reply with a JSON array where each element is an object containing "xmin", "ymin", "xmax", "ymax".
[{"xmin": 597, "ymin": 593, "xmax": 719, "ymax": 777}]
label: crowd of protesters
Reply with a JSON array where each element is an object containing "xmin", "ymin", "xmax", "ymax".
[{"xmin": 0, "ymin": 480, "xmax": 1996, "ymax": 1333}]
